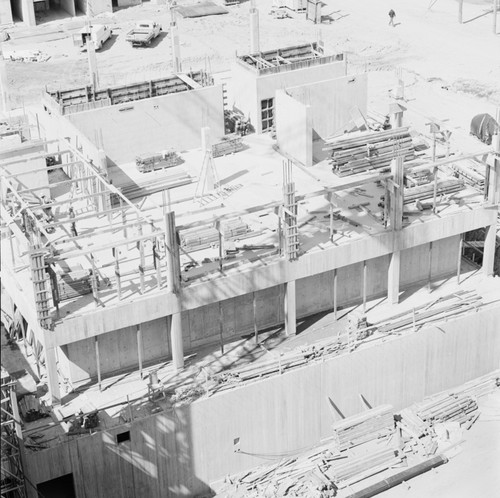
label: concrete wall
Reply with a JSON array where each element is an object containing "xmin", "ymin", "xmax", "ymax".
[
  {"xmin": 287, "ymin": 74, "xmax": 368, "ymax": 139},
  {"xmin": 21, "ymin": 0, "xmax": 35, "ymax": 26},
  {"xmin": 62, "ymin": 236, "xmax": 459, "ymax": 384},
  {"xmin": 117, "ymin": 0, "xmax": 141, "ymax": 6},
  {"xmin": 232, "ymin": 60, "xmax": 345, "ymax": 134},
  {"xmin": 275, "ymin": 90, "xmax": 312, "ymax": 167},
  {"xmin": 0, "ymin": 0, "xmax": 14, "ymax": 24},
  {"xmin": 57, "ymin": 0, "xmax": 77, "ymax": 16},
  {"xmin": 88, "ymin": 0, "xmax": 112, "ymax": 15},
  {"xmin": 66, "ymin": 85, "xmax": 225, "ymax": 165},
  {"xmin": 24, "ymin": 306, "xmax": 500, "ymax": 498}
]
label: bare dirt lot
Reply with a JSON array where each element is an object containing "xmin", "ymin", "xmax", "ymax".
[{"xmin": 1, "ymin": 0, "xmax": 499, "ymax": 111}]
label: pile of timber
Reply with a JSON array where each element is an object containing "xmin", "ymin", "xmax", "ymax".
[
  {"xmin": 212, "ymin": 135, "xmax": 243, "ymax": 157},
  {"xmin": 450, "ymin": 370, "xmax": 500, "ymax": 399},
  {"xmin": 324, "ymin": 127, "xmax": 416, "ymax": 177},
  {"xmin": 179, "ymin": 218, "xmax": 250, "ymax": 251},
  {"xmin": 375, "ymin": 290, "xmax": 481, "ymax": 334},
  {"xmin": 450, "ymin": 161, "xmax": 485, "ymax": 189},
  {"xmin": 326, "ymin": 447, "xmax": 402, "ymax": 487},
  {"xmin": 117, "ymin": 169, "xmax": 192, "ymax": 202},
  {"xmin": 404, "ymin": 178, "xmax": 464, "ymax": 204},
  {"xmin": 412, "ymin": 393, "xmax": 479, "ymax": 426},
  {"xmin": 398, "ymin": 408, "xmax": 430, "ymax": 438},
  {"xmin": 330, "ymin": 405, "xmax": 395, "ymax": 452},
  {"xmin": 217, "ymin": 406, "xmax": 401, "ymax": 496}
]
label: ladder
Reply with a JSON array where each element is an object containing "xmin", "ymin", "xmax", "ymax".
[{"xmin": 282, "ymin": 160, "xmax": 299, "ymax": 260}]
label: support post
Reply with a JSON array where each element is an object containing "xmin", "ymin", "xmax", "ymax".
[
  {"xmin": 165, "ymin": 212, "xmax": 180, "ymax": 294},
  {"xmin": 171, "ymin": 312, "xmax": 184, "ymax": 370},
  {"xmin": 137, "ymin": 325, "xmax": 143, "ymax": 379},
  {"xmin": 483, "ymin": 224, "xmax": 497, "ymax": 276},
  {"xmin": 388, "ymin": 250, "xmax": 401, "ymax": 304},
  {"xmin": 362, "ymin": 260, "xmax": 367, "ymax": 313},
  {"xmin": 333, "ymin": 269, "xmax": 338, "ymax": 320},
  {"xmin": 284, "ymin": 280, "xmax": 296, "ymax": 336},
  {"xmin": 494, "ymin": 0, "xmax": 498, "ymax": 34},
  {"xmin": 458, "ymin": 0, "xmax": 463, "ymax": 23},
  {"xmin": 95, "ymin": 336, "xmax": 102, "ymax": 391},
  {"xmin": 428, "ymin": 241, "xmax": 433, "ymax": 289},
  {"xmin": 253, "ymin": 292, "xmax": 258, "ymax": 344},
  {"xmin": 250, "ymin": 4, "xmax": 260, "ymax": 53},
  {"xmin": 114, "ymin": 248, "xmax": 122, "ymax": 300},
  {"xmin": 43, "ymin": 329, "xmax": 61, "ymax": 404},
  {"xmin": 457, "ymin": 234, "xmax": 463, "ymax": 283},
  {"xmin": 218, "ymin": 301, "xmax": 224, "ymax": 355}
]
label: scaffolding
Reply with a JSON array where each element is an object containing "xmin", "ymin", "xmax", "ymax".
[{"xmin": 1, "ymin": 367, "xmax": 26, "ymax": 498}]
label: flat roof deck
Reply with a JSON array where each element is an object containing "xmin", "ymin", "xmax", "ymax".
[{"xmin": 1, "ymin": 131, "xmax": 494, "ymax": 323}]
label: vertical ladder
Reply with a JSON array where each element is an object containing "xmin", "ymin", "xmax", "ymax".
[
  {"xmin": 29, "ymin": 245, "xmax": 52, "ymax": 329},
  {"xmin": 282, "ymin": 160, "xmax": 299, "ymax": 260}
]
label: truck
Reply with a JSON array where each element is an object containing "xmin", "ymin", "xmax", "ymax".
[
  {"xmin": 77, "ymin": 25, "xmax": 112, "ymax": 51},
  {"xmin": 125, "ymin": 21, "xmax": 162, "ymax": 47}
]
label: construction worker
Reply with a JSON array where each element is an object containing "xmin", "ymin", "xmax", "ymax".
[
  {"xmin": 40, "ymin": 194, "xmax": 54, "ymax": 222},
  {"xmin": 69, "ymin": 206, "xmax": 78, "ymax": 237},
  {"xmin": 388, "ymin": 9, "xmax": 396, "ymax": 27}
]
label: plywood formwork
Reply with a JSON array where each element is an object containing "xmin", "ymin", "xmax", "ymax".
[{"xmin": 22, "ymin": 307, "xmax": 500, "ymax": 498}]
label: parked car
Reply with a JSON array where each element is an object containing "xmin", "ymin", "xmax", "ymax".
[
  {"xmin": 125, "ymin": 21, "xmax": 162, "ymax": 47},
  {"xmin": 78, "ymin": 25, "xmax": 112, "ymax": 51}
]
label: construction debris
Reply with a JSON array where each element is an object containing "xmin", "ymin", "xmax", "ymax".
[
  {"xmin": 212, "ymin": 136, "xmax": 244, "ymax": 158},
  {"xmin": 403, "ymin": 178, "xmax": 464, "ymax": 204},
  {"xmin": 18, "ymin": 395, "xmax": 50, "ymax": 422},
  {"xmin": 135, "ymin": 150, "xmax": 183, "ymax": 173},
  {"xmin": 325, "ymin": 127, "xmax": 416, "ymax": 177}
]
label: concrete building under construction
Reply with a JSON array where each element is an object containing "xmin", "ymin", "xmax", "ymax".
[{"xmin": 1, "ymin": 5, "xmax": 500, "ymax": 498}]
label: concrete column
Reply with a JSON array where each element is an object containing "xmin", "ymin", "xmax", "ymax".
[
  {"xmin": 388, "ymin": 250, "xmax": 401, "ymax": 304},
  {"xmin": 43, "ymin": 329, "xmax": 61, "ymax": 404},
  {"xmin": 250, "ymin": 8, "xmax": 260, "ymax": 54},
  {"xmin": 171, "ymin": 22, "xmax": 182, "ymax": 73},
  {"xmin": 21, "ymin": 0, "xmax": 36, "ymax": 26},
  {"xmin": 170, "ymin": 312, "xmax": 184, "ymax": 370},
  {"xmin": 483, "ymin": 224, "xmax": 497, "ymax": 276},
  {"xmin": 284, "ymin": 281, "xmax": 296, "ymax": 336}
]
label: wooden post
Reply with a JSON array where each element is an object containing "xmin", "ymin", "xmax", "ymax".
[
  {"xmin": 253, "ymin": 292, "xmax": 258, "ymax": 344},
  {"xmin": 95, "ymin": 336, "xmax": 102, "ymax": 391},
  {"xmin": 427, "ymin": 241, "xmax": 433, "ymax": 290},
  {"xmin": 432, "ymin": 166, "xmax": 439, "ymax": 213},
  {"xmin": 494, "ymin": 0, "xmax": 498, "ymax": 34},
  {"xmin": 137, "ymin": 325, "xmax": 143, "ymax": 379},
  {"xmin": 457, "ymin": 234, "xmax": 463, "ymax": 284},
  {"xmin": 114, "ymin": 248, "xmax": 122, "ymax": 300},
  {"xmin": 333, "ymin": 269, "xmax": 338, "ymax": 320},
  {"xmin": 9, "ymin": 226, "xmax": 15, "ymax": 266},
  {"xmin": 362, "ymin": 260, "xmax": 367, "ymax": 313},
  {"xmin": 218, "ymin": 225, "xmax": 223, "ymax": 273},
  {"xmin": 120, "ymin": 198, "xmax": 127, "ymax": 238},
  {"xmin": 154, "ymin": 240, "xmax": 162, "ymax": 290},
  {"xmin": 329, "ymin": 202, "xmax": 334, "ymax": 240},
  {"xmin": 284, "ymin": 281, "xmax": 296, "ymax": 336},
  {"xmin": 171, "ymin": 312, "xmax": 184, "ymax": 370},
  {"xmin": 218, "ymin": 301, "xmax": 224, "ymax": 355},
  {"xmin": 90, "ymin": 254, "xmax": 99, "ymax": 307},
  {"xmin": 458, "ymin": 0, "xmax": 463, "ymax": 23}
]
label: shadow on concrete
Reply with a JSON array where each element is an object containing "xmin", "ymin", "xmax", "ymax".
[{"xmin": 97, "ymin": 33, "xmax": 119, "ymax": 53}]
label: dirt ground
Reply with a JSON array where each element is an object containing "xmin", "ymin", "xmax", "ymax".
[{"xmin": 1, "ymin": 0, "xmax": 499, "ymax": 111}]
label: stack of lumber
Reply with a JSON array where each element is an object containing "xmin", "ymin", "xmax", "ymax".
[
  {"xmin": 330, "ymin": 405, "xmax": 395, "ymax": 452},
  {"xmin": 118, "ymin": 169, "xmax": 192, "ymax": 201},
  {"xmin": 212, "ymin": 136, "xmax": 243, "ymax": 157},
  {"xmin": 56, "ymin": 270, "xmax": 93, "ymax": 301},
  {"xmin": 212, "ymin": 339, "xmax": 347, "ymax": 392},
  {"xmin": 136, "ymin": 151, "xmax": 182, "ymax": 173},
  {"xmin": 325, "ymin": 127, "xmax": 415, "ymax": 177},
  {"xmin": 375, "ymin": 290, "xmax": 481, "ymax": 334},
  {"xmin": 180, "ymin": 218, "xmax": 250, "ymax": 251},
  {"xmin": 450, "ymin": 161, "xmax": 485, "ymax": 189},
  {"xmin": 450, "ymin": 370, "xmax": 500, "ymax": 398},
  {"xmin": 412, "ymin": 393, "xmax": 478, "ymax": 426},
  {"xmin": 398, "ymin": 408, "xmax": 430, "ymax": 438},
  {"xmin": 404, "ymin": 178, "xmax": 464, "ymax": 204},
  {"xmin": 326, "ymin": 447, "xmax": 402, "ymax": 486}
]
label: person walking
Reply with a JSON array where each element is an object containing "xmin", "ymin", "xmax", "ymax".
[{"xmin": 388, "ymin": 9, "xmax": 396, "ymax": 27}]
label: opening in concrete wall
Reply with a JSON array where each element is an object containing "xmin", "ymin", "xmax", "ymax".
[
  {"xmin": 463, "ymin": 228, "xmax": 500, "ymax": 275},
  {"xmin": 35, "ymin": 0, "xmax": 77, "ymax": 25},
  {"xmin": 10, "ymin": 0, "xmax": 23, "ymax": 22},
  {"xmin": 37, "ymin": 473, "xmax": 76, "ymax": 498}
]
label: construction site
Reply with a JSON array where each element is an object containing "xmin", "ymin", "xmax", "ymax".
[{"xmin": 1, "ymin": 0, "xmax": 500, "ymax": 497}]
